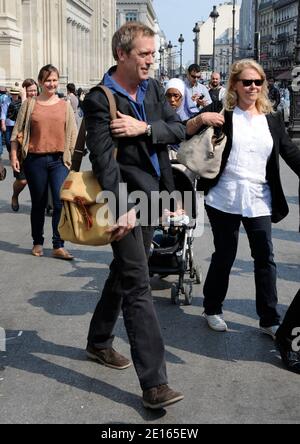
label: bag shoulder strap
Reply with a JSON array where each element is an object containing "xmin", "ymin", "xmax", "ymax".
[{"xmin": 71, "ymin": 85, "xmax": 117, "ymax": 172}]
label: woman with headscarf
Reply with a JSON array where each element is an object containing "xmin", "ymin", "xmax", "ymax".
[{"xmin": 165, "ymin": 78, "xmax": 198, "ymax": 122}]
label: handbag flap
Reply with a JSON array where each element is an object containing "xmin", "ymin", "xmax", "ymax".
[{"xmin": 60, "ymin": 170, "xmax": 102, "ymax": 204}]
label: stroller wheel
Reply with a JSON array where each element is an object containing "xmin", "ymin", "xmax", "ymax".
[
  {"xmin": 171, "ymin": 284, "xmax": 180, "ymax": 305},
  {"xmin": 184, "ymin": 283, "xmax": 193, "ymax": 306}
]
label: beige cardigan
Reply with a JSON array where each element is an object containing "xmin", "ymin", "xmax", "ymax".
[{"xmin": 11, "ymin": 97, "xmax": 78, "ymax": 168}]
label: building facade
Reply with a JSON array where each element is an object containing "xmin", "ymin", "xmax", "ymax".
[
  {"xmin": 0, "ymin": 0, "xmax": 116, "ymax": 90},
  {"xmin": 239, "ymin": 0, "xmax": 298, "ymax": 79},
  {"xmin": 215, "ymin": 28, "xmax": 240, "ymax": 80},
  {"xmin": 197, "ymin": 1, "xmax": 240, "ymax": 78},
  {"xmin": 239, "ymin": 0, "xmax": 256, "ymax": 59},
  {"xmin": 116, "ymin": 1, "xmax": 166, "ymax": 78},
  {"xmin": 273, "ymin": 0, "xmax": 298, "ymax": 79},
  {"xmin": 116, "ymin": 0, "xmax": 156, "ymax": 30}
]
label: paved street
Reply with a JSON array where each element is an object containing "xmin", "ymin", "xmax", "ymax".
[{"xmin": 0, "ymin": 151, "xmax": 299, "ymax": 424}]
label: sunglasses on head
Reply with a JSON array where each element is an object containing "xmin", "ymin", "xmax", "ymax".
[{"xmin": 238, "ymin": 79, "xmax": 264, "ymax": 87}]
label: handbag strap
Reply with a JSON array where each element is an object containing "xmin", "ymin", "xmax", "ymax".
[{"xmin": 71, "ymin": 85, "xmax": 118, "ymax": 172}]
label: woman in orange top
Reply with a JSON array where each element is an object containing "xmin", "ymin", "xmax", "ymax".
[{"xmin": 11, "ymin": 65, "xmax": 77, "ymax": 259}]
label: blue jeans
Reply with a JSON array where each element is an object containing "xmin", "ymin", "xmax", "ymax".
[{"xmin": 23, "ymin": 153, "xmax": 69, "ymax": 249}]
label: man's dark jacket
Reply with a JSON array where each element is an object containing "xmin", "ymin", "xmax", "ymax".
[
  {"xmin": 198, "ymin": 104, "xmax": 300, "ymax": 223},
  {"xmin": 82, "ymin": 76, "xmax": 185, "ymax": 216}
]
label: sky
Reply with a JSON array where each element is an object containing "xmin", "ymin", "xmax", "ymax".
[{"xmin": 153, "ymin": 0, "xmax": 240, "ymax": 65}]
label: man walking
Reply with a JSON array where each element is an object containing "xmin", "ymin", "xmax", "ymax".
[
  {"xmin": 184, "ymin": 64, "xmax": 211, "ymax": 110},
  {"xmin": 209, "ymin": 72, "xmax": 226, "ymax": 103},
  {"xmin": 83, "ymin": 22, "xmax": 185, "ymax": 409},
  {"xmin": 268, "ymin": 77, "xmax": 281, "ymax": 111}
]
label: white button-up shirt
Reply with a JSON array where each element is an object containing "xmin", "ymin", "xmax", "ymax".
[
  {"xmin": 206, "ymin": 107, "xmax": 274, "ymax": 218},
  {"xmin": 184, "ymin": 80, "xmax": 212, "ymax": 110}
]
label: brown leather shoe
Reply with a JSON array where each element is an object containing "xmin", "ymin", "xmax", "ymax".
[
  {"xmin": 143, "ymin": 385, "xmax": 184, "ymax": 410},
  {"xmin": 86, "ymin": 345, "xmax": 132, "ymax": 370},
  {"xmin": 52, "ymin": 248, "xmax": 74, "ymax": 260}
]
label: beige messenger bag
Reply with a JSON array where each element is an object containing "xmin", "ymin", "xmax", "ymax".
[{"xmin": 58, "ymin": 85, "xmax": 117, "ymax": 246}]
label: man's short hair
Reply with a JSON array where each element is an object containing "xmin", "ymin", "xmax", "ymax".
[
  {"xmin": 112, "ymin": 21, "xmax": 155, "ymax": 61},
  {"xmin": 188, "ymin": 64, "xmax": 201, "ymax": 74}
]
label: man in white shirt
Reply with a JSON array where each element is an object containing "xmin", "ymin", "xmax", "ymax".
[{"xmin": 184, "ymin": 64, "xmax": 212, "ymax": 111}]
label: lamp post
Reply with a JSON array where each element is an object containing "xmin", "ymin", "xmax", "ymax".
[
  {"xmin": 193, "ymin": 22, "xmax": 200, "ymax": 65},
  {"xmin": 178, "ymin": 34, "xmax": 184, "ymax": 78},
  {"xmin": 210, "ymin": 5, "xmax": 219, "ymax": 72},
  {"xmin": 232, "ymin": 0, "xmax": 236, "ymax": 64},
  {"xmin": 158, "ymin": 45, "xmax": 165, "ymax": 78},
  {"xmin": 254, "ymin": 0, "xmax": 261, "ymax": 62},
  {"xmin": 288, "ymin": 0, "xmax": 300, "ymax": 143},
  {"xmin": 167, "ymin": 41, "xmax": 173, "ymax": 77}
]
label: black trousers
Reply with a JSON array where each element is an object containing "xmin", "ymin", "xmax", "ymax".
[
  {"xmin": 87, "ymin": 226, "xmax": 167, "ymax": 391},
  {"xmin": 203, "ymin": 205, "xmax": 281, "ymax": 327},
  {"xmin": 276, "ymin": 289, "xmax": 300, "ymax": 345}
]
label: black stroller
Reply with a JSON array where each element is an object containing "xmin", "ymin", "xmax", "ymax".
[{"xmin": 148, "ymin": 162, "xmax": 202, "ymax": 305}]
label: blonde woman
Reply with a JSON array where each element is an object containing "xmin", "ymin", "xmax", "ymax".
[
  {"xmin": 10, "ymin": 65, "xmax": 77, "ymax": 259},
  {"xmin": 187, "ymin": 59, "xmax": 300, "ymax": 336}
]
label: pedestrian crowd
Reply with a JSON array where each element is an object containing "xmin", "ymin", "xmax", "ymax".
[{"xmin": 0, "ymin": 21, "xmax": 300, "ymax": 411}]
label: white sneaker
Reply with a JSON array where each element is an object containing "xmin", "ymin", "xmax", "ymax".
[
  {"xmin": 260, "ymin": 325, "xmax": 280, "ymax": 340},
  {"xmin": 204, "ymin": 314, "xmax": 228, "ymax": 332}
]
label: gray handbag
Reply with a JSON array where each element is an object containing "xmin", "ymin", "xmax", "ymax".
[{"xmin": 177, "ymin": 110, "xmax": 227, "ymax": 179}]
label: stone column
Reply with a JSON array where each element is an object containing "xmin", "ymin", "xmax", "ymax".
[
  {"xmin": 58, "ymin": 0, "xmax": 68, "ymax": 88},
  {"xmin": 90, "ymin": 0, "xmax": 101, "ymax": 84},
  {"xmin": 0, "ymin": 0, "xmax": 22, "ymax": 85},
  {"xmin": 85, "ymin": 29, "xmax": 90, "ymax": 87},
  {"xmin": 72, "ymin": 20, "xmax": 78, "ymax": 83},
  {"xmin": 67, "ymin": 17, "xmax": 73, "ymax": 84},
  {"xmin": 77, "ymin": 23, "xmax": 82, "ymax": 86}
]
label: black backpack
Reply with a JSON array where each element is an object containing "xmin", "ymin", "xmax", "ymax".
[{"xmin": 7, "ymin": 100, "xmax": 22, "ymax": 122}]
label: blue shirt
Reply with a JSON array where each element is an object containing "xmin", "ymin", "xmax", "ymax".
[{"xmin": 103, "ymin": 72, "xmax": 161, "ymax": 177}]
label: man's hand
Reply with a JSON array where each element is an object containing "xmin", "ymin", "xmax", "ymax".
[
  {"xmin": 20, "ymin": 87, "xmax": 27, "ymax": 103},
  {"xmin": 107, "ymin": 208, "xmax": 137, "ymax": 242},
  {"xmin": 110, "ymin": 111, "xmax": 147, "ymax": 138},
  {"xmin": 196, "ymin": 98, "xmax": 209, "ymax": 108},
  {"xmin": 1, "ymin": 122, "xmax": 6, "ymax": 133}
]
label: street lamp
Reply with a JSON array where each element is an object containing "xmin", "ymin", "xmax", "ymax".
[
  {"xmin": 288, "ymin": 0, "xmax": 300, "ymax": 143},
  {"xmin": 232, "ymin": 0, "xmax": 236, "ymax": 64},
  {"xmin": 254, "ymin": 0, "xmax": 261, "ymax": 62},
  {"xmin": 167, "ymin": 41, "xmax": 173, "ymax": 77},
  {"xmin": 210, "ymin": 5, "xmax": 219, "ymax": 72},
  {"xmin": 193, "ymin": 22, "xmax": 200, "ymax": 65},
  {"xmin": 178, "ymin": 34, "xmax": 184, "ymax": 77},
  {"xmin": 158, "ymin": 45, "xmax": 165, "ymax": 78}
]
